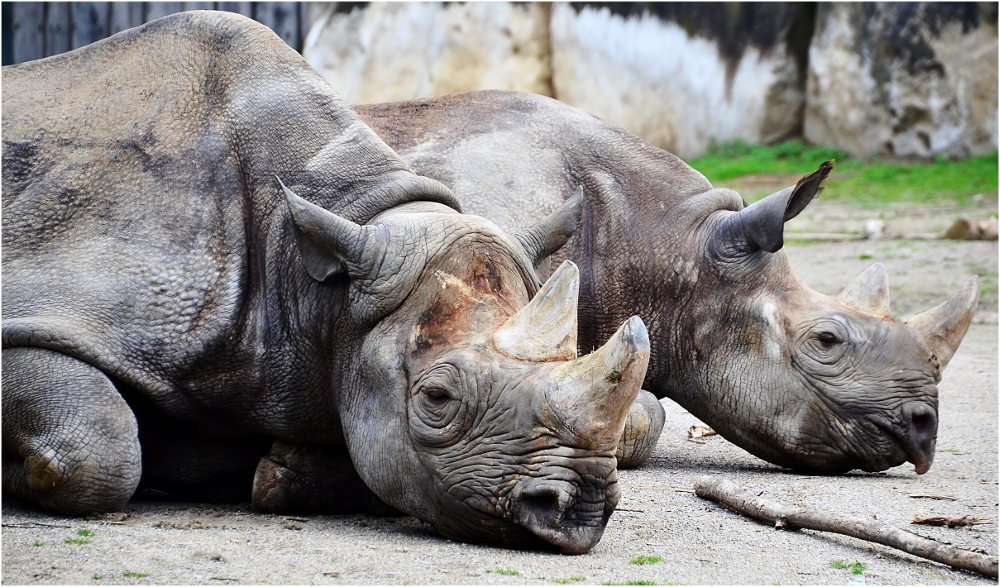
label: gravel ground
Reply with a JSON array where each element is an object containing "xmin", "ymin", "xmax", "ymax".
[{"xmin": 3, "ymin": 228, "xmax": 997, "ymax": 585}]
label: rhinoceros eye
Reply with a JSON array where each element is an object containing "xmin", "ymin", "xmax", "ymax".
[
  {"xmin": 408, "ymin": 363, "xmax": 477, "ymax": 448},
  {"xmin": 816, "ymin": 332, "xmax": 841, "ymax": 348}
]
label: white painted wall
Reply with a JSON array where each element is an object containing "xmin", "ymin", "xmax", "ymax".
[
  {"xmin": 303, "ymin": 2, "xmax": 552, "ymax": 105},
  {"xmin": 549, "ymin": 4, "xmax": 803, "ymax": 159},
  {"xmin": 302, "ymin": 2, "xmax": 997, "ymax": 160}
]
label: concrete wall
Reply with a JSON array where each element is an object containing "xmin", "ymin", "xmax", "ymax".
[
  {"xmin": 548, "ymin": 3, "xmax": 813, "ymax": 159},
  {"xmin": 805, "ymin": 3, "xmax": 998, "ymax": 159},
  {"xmin": 303, "ymin": 2, "xmax": 1000, "ymax": 159},
  {"xmin": 303, "ymin": 2, "xmax": 553, "ymax": 104}
]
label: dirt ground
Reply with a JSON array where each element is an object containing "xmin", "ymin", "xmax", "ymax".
[{"xmin": 2, "ymin": 200, "xmax": 997, "ymax": 586}]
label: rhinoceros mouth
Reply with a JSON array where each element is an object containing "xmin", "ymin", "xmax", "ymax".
[{"xmin": 868, "ymin": 415, "xmax": 935, "ymax": 475}]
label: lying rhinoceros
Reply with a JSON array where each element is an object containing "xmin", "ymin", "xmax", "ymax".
[
  {"xmin": 356, "ymin": 90, "xmax": 981, "ymax": 475},
  {"xmin": 1, "ymin": 13, "xmax": 652, "ymax": 554}
]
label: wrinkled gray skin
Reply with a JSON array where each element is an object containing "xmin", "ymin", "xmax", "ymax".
[
  {"xmin": 2, "ymin": 14, "xmax": 654, "ymax": 554},
  {"xmin": 357, "ymin": 90, "xmax": 981, "ymax": 475}
]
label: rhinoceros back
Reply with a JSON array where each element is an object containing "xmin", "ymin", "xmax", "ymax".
[{"xmin": 1, "ymin": 11, "xmax": 454, "ymax": 421}]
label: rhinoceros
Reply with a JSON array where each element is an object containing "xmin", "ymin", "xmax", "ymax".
[
  {"xmin": 1, "ymin": 14, "xmax": 653, "ymax": 554},
  {"xmin": 356, "ymin": 89, "xmax": 981, "ymax": 475}
]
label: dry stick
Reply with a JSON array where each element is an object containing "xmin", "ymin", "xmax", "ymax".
[{"xmin": 694, "ymin": 475, "xmax": 998, "ymax": 579}]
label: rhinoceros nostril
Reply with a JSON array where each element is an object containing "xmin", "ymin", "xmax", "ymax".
[
  {"xmin": 518, "ymin": 486, "xmax": 573, "ymax": 526},
  {"xmin": 906, "ymin": 405, "xmax": 937, "ymax": 441},
  {"xmin": 899, "ymin": 403, "xmax": 938, "ymax": 475}
]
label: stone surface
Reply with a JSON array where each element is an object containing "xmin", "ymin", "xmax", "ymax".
[
  {"xmin": 549, "ymin": 3, "xmax": 812, "ymax": 159},
  {"xmin": 302, "ymin": 2, "xmax": 552, "ymax": 104},
  {"xmin": 805, "ymin": 3, "xmax": 999, "ymax": 159},
  {"xmin": 301, "ymin": 2, "xmax": 996, "ymax": 159}
]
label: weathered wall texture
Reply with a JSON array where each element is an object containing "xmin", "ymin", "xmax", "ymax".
[
  {"xmin": 805, "ymin": 3, "xmax": 999, "ymax": 159},
  {"xmin": 549, "ymin": 3, "xmax": 812, "ymax": 159},
  {"xmin": 302, "ymin": 2, "xmax": 553, "ymax": 105},
  {"xmin": 303, "ymin": 2, "xmax": 997, "ymax": 160}
]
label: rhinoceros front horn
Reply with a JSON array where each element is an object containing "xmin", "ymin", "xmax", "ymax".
[
  {"xmin": 905, "ymin": 276, "xmax": 981, "ymax": 371},
  {"xmin": 547, "ymin": 316, "xmax": 651, "ymax": 450},
  {"xmin": 493, "ymin": 260, "xmax": 580, "ymax": 362},
  {"xmin": 837, "ymin": 263, "xmax": 891, "ymax": 317}
]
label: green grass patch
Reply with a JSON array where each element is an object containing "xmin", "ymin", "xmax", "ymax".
[
  {"xmin": 65, "ymin": 538, "xmax": 91, "ymax": 545},
  {"xmin": 601, "ymin": 581, "xmax": 658, "ymax": 586},
  {"xmin": 630, "ymin": 555, "xmax": 664, "ymax": 565},
  {"xmin": 487, "ymin": 568, "xmax": 521, "ymax": 576},
  {"xmin": 33, "ymin": 541, "xmax": 44, "ymax": 547},
  {"xmin": 554, "ymin": 577, "xmax": 586, "ymax": 583},
  {"xmin": 689, "ymin": 139, "xmax": 847, "ymax": 181},
  {"xmin": 122, "ymin": 571, "xmax": 150, "ymax": 578},
  {"xmin": 78, "ymin": 529, "xmax": 94, "ymax": 536},
  {"xmin": 831, "ymin": 561, "xmax": 866, "ymax": 575},
  {"xmin": 688, "ymin": 139, "xmax": 998, "ymax": 206},
  {"xmin": 977, "ymin": 270, "xmax": 998, "ymax": 299},
  {"xmin": 93, "ymin": 575, "xmax": 103, "ymax": 580}
]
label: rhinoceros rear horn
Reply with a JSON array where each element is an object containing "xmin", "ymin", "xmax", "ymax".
[
  {"xmin": 904, "ymin": 276, "xmax": 981, "ymax": 371},
  {"xmin": 837, "ymin": 263, "xmax": 891, "ymax": 317},
  {"xmin": 493, "ymin": 260, "xmax": 579, "ymax": 361},
  {"xmin": 713, "ymin": 161, "xmax": 833, "ymax": 255},
  {"xmin": 279, "ymin": 177, "xmax": 383, "ymax": 282},
  {"xmin": 514, "ymin": 187, "xmax": 584, "ymax": 280}
]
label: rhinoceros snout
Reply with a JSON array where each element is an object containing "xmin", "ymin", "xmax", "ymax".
[
  {"xmin": 896, "ymin": 403, "xmax": 938, "ymax": 474},
  {"xmin": 511, "ymin": 477, "xmax": 615, "ymax": 555}
]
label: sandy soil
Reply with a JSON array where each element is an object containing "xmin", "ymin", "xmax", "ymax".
[{"xmin": 3, "ymin": 207, "xmax": 997, "ymax": 586}]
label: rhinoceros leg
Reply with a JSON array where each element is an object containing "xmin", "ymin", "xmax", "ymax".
[
  {"xmin": 2, "ymin": 347, "xmax": 142, "ymax": 515},
  {"xmin": 615, "ymin": 391, "xmax": 666, "ymax": 469},
  {"xmin": 252, "ymin": 441, "xmax": 400, "ymax": 516}
]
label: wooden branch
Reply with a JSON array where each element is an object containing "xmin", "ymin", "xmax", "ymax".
[
  {"xmin": 913, "ymin": 515, "xmax": 993, "ymax": 528},
  {"xmin": 694, "ymin": 475, "xmax": 998, "ymax": 579}
]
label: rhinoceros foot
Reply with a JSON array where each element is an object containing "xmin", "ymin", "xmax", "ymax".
[
  {"xmin": 2, "ymin": 347, "xmax": 142, "ymax": 516},
  {"xmin": 252, "ymin": 441, "xmax": 401, "ymax": 516},
  {"xmin": 616, "ymin": 391, "xmax": 666, "ymax": 469}
]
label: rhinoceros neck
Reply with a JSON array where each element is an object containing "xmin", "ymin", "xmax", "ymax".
[{"xmin": 358, "ymin": 91, "xmax": 713, "ymax": 392}]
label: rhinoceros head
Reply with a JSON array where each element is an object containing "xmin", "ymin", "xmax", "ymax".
[
  {"xmin": 673, "ymin": 163, "xmax": 979, "ymax": 475},
  {"xmin": 282, "ymin": 182, "xmax": 649, "ymax": 553}
]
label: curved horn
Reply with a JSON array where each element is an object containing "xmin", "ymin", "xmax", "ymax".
[
  {"xmin": 711, "ymin": 161, "xmax": 833, "ymax": 255},
  {"xmin": 279, "ymin": 176, "xmax": 382, "ymax": 281},
  {"xmin": 493, "ymin": 260, "xmax": 579, "ymax": 361},
  {"xmin": 515, "ymin": 186, "xmax": 585, "ymax": 268},
  {"xmin": 837, "ymin": 263, "xmax": 891, "ymax": 317},
  {"xmin": 547, "ymin": 316, "xmax": 650, "ymax": 450},
  {"xmin": 904, "ymin": 276, "xmax": 981, "ymax": 370}
]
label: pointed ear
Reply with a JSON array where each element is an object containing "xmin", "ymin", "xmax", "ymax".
[
  {"xmin": 290, "ymin": 223, "xmax": 346, "ymax": 281},
  {"xmin": 712, "ymin": 161, "xmax": 833, "ymax": 255},
  {"xmin": 514, "ymin": 186, "xmax": 584, "ymax": 280},
  {"xmin": 280, "ymin": 176, "xmax": 378, "ymax": 282}
]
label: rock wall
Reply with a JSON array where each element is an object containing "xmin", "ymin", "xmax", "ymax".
[
  {"xmin": 303, "ymin": 2, "xmax": 998, "ymax": 160},
  {"xmin": 303, "ymin": 2, "xmax": 552, "ymax": 104},
  {"xmin": 805, "ymin": 3, "xmax": 998, "ymax": 159},
  {"xmin": 549, "ymin": 3, "xmax": 813, "ymax": 159}
]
